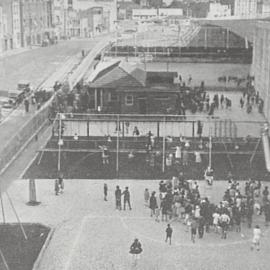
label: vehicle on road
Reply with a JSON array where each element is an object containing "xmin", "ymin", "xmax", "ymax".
[
  {"xmin": 17, "ymin": 80, "xmax": 31, "ymax": 93},
  {"xmin": 8, "ymin": 90, "xmax": 25, "ymax": 106},
  {"xmin": 0, "ymin": 96, "xmax": 12, "ymax": 109}
]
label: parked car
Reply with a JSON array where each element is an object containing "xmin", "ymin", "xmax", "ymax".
[
  {"xmin": 17, "ymin": 80, "xmax": 31, "ymax": 93},
  {"xmin": 0, "ymin": 96, "xmax": 12, "ymax": 109},
  {"xmin": 8, "ymin": 90, "xmax": 25, "ymax": 106}
]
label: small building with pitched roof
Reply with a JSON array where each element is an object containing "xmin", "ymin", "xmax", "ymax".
[{"xmin": 85, "ymin": 61, "xmax": 180, "ymax": 114}]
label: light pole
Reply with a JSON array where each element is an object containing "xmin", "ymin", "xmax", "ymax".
[
  {"xmin": 208, "ymin": 127, "xmax": 212, "ymax": 168},
  {"xmin": 57, "ymin": 113, "xmax": 64, "ymax": 172}
]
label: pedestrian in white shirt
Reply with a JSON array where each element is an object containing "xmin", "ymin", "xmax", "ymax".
[{"xmin": 251, "ymin": 225, "xmax": 262, "ymax": 251}]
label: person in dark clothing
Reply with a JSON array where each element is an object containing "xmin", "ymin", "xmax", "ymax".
[
  {"xmin": 197, "ymin": 120, "xmax": 203, "ymax": 138},
  {"xmin": 208, "ymin": 102, "xmax": 215, "ymax": 116},
  {"xmin": 198, "ymin": 216, "xmax": 205, "ymax": 238},
  {"xmin": 24, "ymin": 99, "xmax": 30, "ymax": 113},
  {"xmin": 165, "ymin": 224, "xmax": 173, "ymax": 245},
  {"xmin": 115, "ymin": 186, "xmax": 122, "ymax": 210},
  {"xmin": 122, "ymin": 187, "xmax": 132, "ymax": 210},
  {"xmin": 149, "ymin": 192, "xmax": 158, "ymax": 217},
  {"xmin": 58, "ymin": 172, "xmax": 64, "ymax": 194},
  {"xmin": 130, "ymin": 238, "xmax": 142, "ymax": 265},
  {"xmin": 104, "ymin": 183, "xmax": 108, "ymax": 201}
]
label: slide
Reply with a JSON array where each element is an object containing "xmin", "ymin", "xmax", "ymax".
[{"xmin": 262, "ymin": 123, "xmax": 270, "ymax": 172}]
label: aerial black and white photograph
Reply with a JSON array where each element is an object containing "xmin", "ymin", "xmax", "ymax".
[{"xmin": 0, "ymin": 0, "xmax": 270, "ymax": 269}]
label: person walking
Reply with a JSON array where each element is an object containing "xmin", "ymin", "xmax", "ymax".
[
  {"xmin": 144, "ymin": 188, "xmax": 150, "ymax": 206},
  {"xmin": 165, "ymin": 224, "xmax": 173, "ymax": 245},
  {"xmin": 129, "ymin": 238, "xmax": 143, "ymax": 266},
  {"xmin": 198, "ymin": 216, "xmax": 205, "ymax": 239},
  {"xmin": 24, "ymin": 98, "xmax": 30, "ymax": 113},
  {"xmin": 57, "ymin": 172, "xmax": 64, "ymax": 194},
  {"xmin": 115, "ymin": 186, "xmax": 122, "ymax": 210},
  {"xmin": 149, "ymin": 191, "xmax": 158, "ymax": 217},
  {"xmin": 220, "ymin": 212, "xmax": 230, "ymax": 239},
  {"xmin": 122, "ymin": 187, "xmax": 132, "ymax": 210},
  {"xmin": 104, "ymin": 183, "xmax": 108, "ymax": 201},
  {"xmin": 190, "ymin": 217, "xmax": 198, "ymax": 243},
  {"xmin": 251, "ymin": 225, "xmax": 262, "ymax": 251}
]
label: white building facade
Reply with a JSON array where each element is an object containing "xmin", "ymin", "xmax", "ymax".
[
  {"xmin": 132, "ymin": 8, "xmax": 157, "ymax": 20},
  {"xmin": 207, "ymin": 2, "xmax": 231, "ymax": 18},
  {"xmin": 158, "ymin": 8, "xmax": 183, "ymax": 18},
  {"xmin": 253, "ymin": 20, "xmax": 270, "ymax": 120},
  {"xmin": 234, "ymin": 0, "xmax": 258, "ymax": 17}
]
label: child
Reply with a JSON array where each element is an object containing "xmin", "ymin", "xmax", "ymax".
[
  {"xmin": 104, "ymin": 183, "xmax": 108, "ymax": 201},
  {"xmin": 130, "ymin": 238, "xmax": 143, "ymax": 266},
  {"xmin": 251, "ymin": 225, "xmax": 262, "ymax": 251},
  {"xmin": 155, "ymin": 207, "xmax": 160, "ymax": 222},
  {"xmin": 165, "ymin": 224, "xmax": 173, "ymax": 245},
  {"xmin": 55, "ymin": 179, "xmax": 60, "ymax": 196},
  {"xmin": 144, "ymin": 188, "xmax": 150, "ymax": 206}
]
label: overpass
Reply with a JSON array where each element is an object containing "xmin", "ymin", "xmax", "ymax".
[{"xmin": 193, "ymin": 16, "xmax": 270, "ymax": 43}]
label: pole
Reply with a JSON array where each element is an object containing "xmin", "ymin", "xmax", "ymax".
[
  {"xmin": 0, "ymin": 247, "xmax": 10, "ymax": 270},
  {"xmin": 209, "ymin": 127, "xmax": 212, "ymax": 168},
  {"xmin": 6, "ymin": 191, "xmax": 28, "ymax": 240},
  {"xmin": 116, "ymin": 114, "xmax": 119, "ymax": 175},
  {"xmin": 162, "ymin": 117, "xmax": 166, "ymax": 173},
  {"xmin": 0, "ymin": 184, "xmax": 5, "ymax": 224},
  {"xmin": 58, "ymin": 113, "xmax": 61, "ymax": 172}
]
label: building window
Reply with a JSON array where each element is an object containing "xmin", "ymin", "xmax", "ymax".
[{"xmin": 125, "ymin": 94, "xmax": 133, "ymax": 106}]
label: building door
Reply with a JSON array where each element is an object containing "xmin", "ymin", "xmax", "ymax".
[{"xmin": 138, "ymin": 98, "xmax": 147, "ymax": 114}]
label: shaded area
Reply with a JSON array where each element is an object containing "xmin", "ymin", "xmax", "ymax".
[
  {"xmin": 0, "ymin": 223, "xmax": 50, "ymax": 270},
  {"xmin": 23, "ymin": 151, "xmax": 268, "ymax": 180}
]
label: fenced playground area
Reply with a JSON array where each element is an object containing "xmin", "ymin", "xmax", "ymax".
[{"xmin": 23, "ymin": 113, "xmax": 270, "ymax": 180}]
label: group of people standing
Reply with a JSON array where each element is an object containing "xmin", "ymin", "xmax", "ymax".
[
  {"xmin": 240, "ymin": 90, "xmax": 264, "ymax": 114},
  {"xmin": 143, "ymin": 174, "xmax": 267, "ymax": 247}
]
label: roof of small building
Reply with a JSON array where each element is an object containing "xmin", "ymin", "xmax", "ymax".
[
  {"xmin": 89, "ymin": 61, "xmax": 179, "ymax": 91},
  {"xmin": 90, "ymin": 61, "xmax": 146, "ymax": 88}
]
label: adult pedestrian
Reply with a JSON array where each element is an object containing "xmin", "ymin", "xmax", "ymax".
[
  {"xmin": 24, "ymin": 98, "xmax": 30, "ymax": 113},
  {"xmin": 190, "ymin": 216, "xmax": 198, "ymax": 243},
  {"xmin": 122, "ymin": 187, "xmax": 132, "ymax": 210},
  {"xmin": 115, "ymin": 186, "xmax": 122, "ymax": 210},
  {"xmin": 198, "ymin": 216, "xmax": 205, "ymax": 239},
  {"xmin": 220, "ymin": 212, "xmax": 230, "ymax": 239},
  {"xmin": 165, "ymin": 224, "xmax": 173, "ymax": 245},
  {"xmin": 144, "ymin": 188, "xmax": 150, "ymax": 206},
  {"xmin": 149, "ymin": 191, "xmax": 158, "ymax": 217},
  {"xmin": 104, "ymin": 183, "xmax": 108, "ymax": 201},
  {"xmin": 58, "ymin": 172, "xmax": 64, "ymax": 194},
  {"xmin": 197, "ymin": 120, "xmax": 203, "ymax": 138}
]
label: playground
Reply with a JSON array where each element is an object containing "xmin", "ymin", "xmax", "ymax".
[{"xmin": 3, "ymin": 179, "xmax": 270, "ymax": 270}]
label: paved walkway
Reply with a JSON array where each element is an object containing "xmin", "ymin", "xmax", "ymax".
[{"xmin": 1, "ymin": 176, "xmax": 269, "ymax": 270}]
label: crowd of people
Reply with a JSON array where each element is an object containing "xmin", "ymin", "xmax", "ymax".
[
  {"xmin": 143, "ymin": 175, "xmax": 268, "ymax": 247},
  {"xmin": 240, "ymin": 90, "xmax": 264, "ymax": 114}
]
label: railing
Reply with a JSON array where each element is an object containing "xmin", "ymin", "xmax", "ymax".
[
  {"xmin": 0, "ymin": 98, "xmax": 51, "ymax": 173},
  {"xmin": 52, "ymin": 113, "xmax": 264, "ymax": 139}
]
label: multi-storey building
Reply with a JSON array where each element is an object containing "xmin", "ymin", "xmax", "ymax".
[
  {"xmin": 234, "ymin": 0, "xmax": 258, "ymax": 17},
  {"xmin": 0, "ymin": 1, "xmax": 3, "ymax": 53},
  {"xmin": 253, "ymin": 20, "xmax": 270, "ymax": 120},
  {"xmin": 21, "ymin": 0, "xmax": 54, "ymax": 46},
  {"xmin": 72, "ymin": 0, "xmax": 117, "ymax": 32},
  {"xmin": 12, "ymin": 0, "xmax": 22, "ymax": 49}
]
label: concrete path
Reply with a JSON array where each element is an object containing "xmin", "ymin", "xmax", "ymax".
[{"xmin": 1, "ymin": 176, "xmax": 270, "ymax": 270}]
